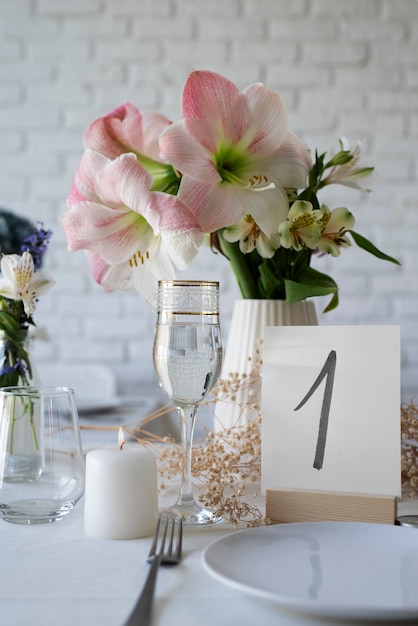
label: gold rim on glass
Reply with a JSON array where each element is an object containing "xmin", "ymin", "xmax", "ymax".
[{"xmin": 158, "ymin": 280, "xmax": 219, "ymax": 288}]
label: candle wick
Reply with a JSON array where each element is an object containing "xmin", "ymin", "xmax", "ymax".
[{"xmin": 120, "ymin": 441, "xmax": 126, "ymax": 450}]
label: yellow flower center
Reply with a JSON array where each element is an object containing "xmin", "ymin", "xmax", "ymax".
[
  {"xmin": 292, "ymin": 212, "xmax": 317, "ymax": 229},
  {"xmin": 246, "ymin": 174, "xmax": 275, "ymax": 192},
  {"xmin": 129, "ymin": 250, "xmax": 150, "ymax": 267}
]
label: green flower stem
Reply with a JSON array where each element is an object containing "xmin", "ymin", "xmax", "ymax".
[
  {"xmin": 9, "ymin": 395, "xmax": 16, "ymax": 455},
  {"xmin": 1, "ymin": 327, "xmax": 39, "ymax": 454},
  {"xmin": 29, "ymin": 399, "xmax": 39, "ymax": 451},
  {"xmin": 8, "ymin": 398, "xmax": 38, "ymax": 455},
  {"xmin": 217, "ymin": 231, "xmax": 260, "ymax": 299}
]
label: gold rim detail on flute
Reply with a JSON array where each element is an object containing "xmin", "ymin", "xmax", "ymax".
[{"xmin": 158, "ymin": 280, "xmax": 219, "ymax": 288}]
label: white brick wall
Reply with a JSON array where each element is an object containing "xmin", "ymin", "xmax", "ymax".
[{"xmin": 0, "ymin": 0, "xmax": 417, "ymax": 401}]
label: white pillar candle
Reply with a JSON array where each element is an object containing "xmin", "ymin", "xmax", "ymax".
[{"xmin": 84, "ymin": 432, "xmax": 158, "ymax": 540}]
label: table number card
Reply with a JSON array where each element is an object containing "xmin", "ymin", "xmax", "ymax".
[{"xmin": 261, "ymin": 326, "xmax": 401, "ymax": 524}]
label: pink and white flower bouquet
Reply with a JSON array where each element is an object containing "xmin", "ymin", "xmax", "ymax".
[{"xmin": 62, "ymin": 70, "xmax": 399, "ymax": 312}]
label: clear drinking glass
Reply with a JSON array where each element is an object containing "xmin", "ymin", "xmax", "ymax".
[
  {"xmin": 0, "ymin": 386, "xmax": 85, "ymax": 524},
  {"xmin": 153, "ymin": 280, "xmax": 223, "ymax": 526}
]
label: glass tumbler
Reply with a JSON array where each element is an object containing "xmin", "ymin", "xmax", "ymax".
[{"xmin": 0, "ymin": 386, "xmax": 85, "ymax": 524}]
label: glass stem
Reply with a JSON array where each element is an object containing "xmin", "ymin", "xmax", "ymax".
[{"xmin": 176, "ymin": 404, "xmax": 198, "ymax": 508}]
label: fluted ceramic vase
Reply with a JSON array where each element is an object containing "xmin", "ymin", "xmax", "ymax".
[{"xmin": 214, "ymin": 299, "xmax": 318, "ymax": 431}]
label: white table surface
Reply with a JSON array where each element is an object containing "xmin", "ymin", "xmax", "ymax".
[{"xmin": 2, "ymin": 402, "xmax": 418, "ymax": 626}]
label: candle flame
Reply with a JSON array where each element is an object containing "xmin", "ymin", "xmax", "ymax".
[{"xmin": 118, "ymin": 428, "xmax": 126, "ymax": 450}]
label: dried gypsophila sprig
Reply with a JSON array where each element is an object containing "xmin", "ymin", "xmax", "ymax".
[
  {"xmin": 194, "ymin": 348, "xmax": 269, "ymax": 527},
  {"xmin": 151, "ymin": 419, "xmax": 268, "ymax": 528},
  {"xmin": 115, "ymin": 350, "xmax": 269, "ymax": 528},
  {"xmin": 194, "ymin": 416, "xmax": 270, "ymax": 528},
  {"xmin": 153, "ymin": 377, "xmax": 269, "ymax": 527},
  {"xmin": 211, "ymin": 339, "xmax": 263, "ymax": 405},
  {"xmin": 79, "ymin": 355, "xmax": 418, "ymax": 524},
  {"xmin": 401, "ymin": 401, "xmax": 418, "ymax": 498}
]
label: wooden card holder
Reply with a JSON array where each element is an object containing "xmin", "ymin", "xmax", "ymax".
[{"xmin": 266, "ymin": 489, "xmax": 397, "ymax": 525}]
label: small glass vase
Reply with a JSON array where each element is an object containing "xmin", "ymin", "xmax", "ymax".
[
  {"xmin": 0, "ymin": 329, "xmax": 39, "ymax": 388},
  {"xmin": 0, "ymin": 386, "xmax": 85, "ymax": 524},
  {"xmin": 0, "ymin": 329, "xmax": 42, "ymax": 481}
]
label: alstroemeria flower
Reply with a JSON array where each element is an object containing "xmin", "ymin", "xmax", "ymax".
[
  {"xmin": 0, "ymin": 251, "xmax": 55, "ymax": 316},
  {"xmin": 278, "ymin": 200, "xmax": 322, "ymax": 251},
  {"xmin": 61, "ymin": 149, "xmax": 203, "ymax": 306},
  {"xmin": 317, "ymin": 205, "xmax": 355, "ymax": 256},
  {"xmin": 223, "ymin": 215, "xmax": 280, "ymax": 258},
  {"xmin": 321, "ymin": 139, "xmax": 374, "ymax": 192},
  {"xmin": 160, "ymin": 70, "xmax": 312, "ymax": 237}
]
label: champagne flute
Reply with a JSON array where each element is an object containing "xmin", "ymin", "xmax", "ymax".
[{"xmin": 153, "ymin": 280, "xmax": 223, "ymax": 526}]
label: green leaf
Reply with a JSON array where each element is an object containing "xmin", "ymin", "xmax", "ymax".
[
  {"xmin": 285, "ymin": 279, "xmax": 339, "ymax": 312},
  {"xmin": 0, "ymin": 311, "xmax": 20, "ymax": 330},
  {"xmin": 308, "ymin": 150, "xmax": 326, "ymax": 188},
  {"xmin": 284, "ymin": 266, "xmax": 340, "ymax": 312},
  {"xmin": 258, "ymin": 262, "xmax": 284, "ymax": 299},
  {"xmin": 217, "ymin": 234, "xmax": 260, "ymax": 299},
  {"xmin": 291, "ymin": 248, "xmax": 313, "ymax": 275},
  {"xmin": 0, "ymin": 311, "xmax": 26, "ymax": 342},
  {"xmin": 349, "ymin": 230, "xmax": 401, "ymax": 265}
]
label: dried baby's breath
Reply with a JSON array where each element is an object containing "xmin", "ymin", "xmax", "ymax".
[
  {"xmin": 401, "ymin": 401, "xmax": 418, "ymax": 498},
  {"xmin": 81, "ymin": 356, "xmax": 418, "ymax": 526},
  {"xmin": 117, "ymin": 352, "xmax": 269, "ymax": 528},
  {"xmin": 154, "ymin": 353, "xmax": 269, "ymax": 528}
]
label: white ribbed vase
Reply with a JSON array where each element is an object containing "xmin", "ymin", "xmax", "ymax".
[{"xmin": 214, "ymin": 299, "xmax": 318, "ymax": 431}]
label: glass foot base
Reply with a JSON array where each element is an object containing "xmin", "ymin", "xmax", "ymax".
[
  {"xmin": 161, "ymin": 502, "xmax": 222, "ymax": 527},
  {"xmin": 0, "ymin": 499, "xmax": 75, "ymax": 525}
]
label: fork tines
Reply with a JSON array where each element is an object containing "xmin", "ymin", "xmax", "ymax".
[{"xmin": 147, "ymin": 513, "xmax": 183, "ymax": 565}]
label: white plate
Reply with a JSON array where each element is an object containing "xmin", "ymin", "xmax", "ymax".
[{"xmin": 202, "ymin": 521, "xmax": 418, "ymax": 621}]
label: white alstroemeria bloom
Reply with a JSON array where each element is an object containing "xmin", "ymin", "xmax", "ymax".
[
  {"xmin": 317, "ymin": 205, "xmax": 355, "ymax": 256},
  {"xmin": 0, "ymin": 252, "xmax": 55, "ymax": 316},
  {"xmin": 321, "ymin": 138, "xmax": 374, "ymax": 192},
  {"xmin": 223, "ymin": 215, "xmax": 280, "ymax": 258},
  {"xmin": 278, "ymin": 200, "xmax": 323, "ymax": 251}
]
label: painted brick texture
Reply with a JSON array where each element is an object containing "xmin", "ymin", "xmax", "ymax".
[{"xmin": 0, "ymin": 0, "xmax": 417, "ymax": 401}]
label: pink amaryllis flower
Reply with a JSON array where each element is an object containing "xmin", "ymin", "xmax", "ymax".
[
  {"xmin": 83, "ymin": 102, "xmax": 171, "ymax": 162},
  {"xmin": 83, "ymin": 103, "xmax": 181, "ymax": 195},
  {"xmin": 61, "ymin": 149, "xmax": 203, "ymax": 306},
  {"xmin": 160, "ymin": 70, "xmax": 312, "ymax": 237}
]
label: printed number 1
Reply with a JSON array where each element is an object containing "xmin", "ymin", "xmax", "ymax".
[{"xmin": 294, "ymin": 350, "xmax": 337, "ymax": 470}]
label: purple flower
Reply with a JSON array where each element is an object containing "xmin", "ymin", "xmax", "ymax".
[
  {"xmin": 21, "ymin": 222, "xmax": 52, "ymax": 269},
  {"xmin": 0, "ymin": 361, "xmax": 27, "ymax": 377}
]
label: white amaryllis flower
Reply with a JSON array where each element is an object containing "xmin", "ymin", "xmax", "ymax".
[{"xmin": 0, "ymin": 251, "xmax": 55, "ymax": 316}]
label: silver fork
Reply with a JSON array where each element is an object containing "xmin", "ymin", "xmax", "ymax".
[{"xmin": 123, "ymin": 513, "xmax": 183, "ymax": 626}]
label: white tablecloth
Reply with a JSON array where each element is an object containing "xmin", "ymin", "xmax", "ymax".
[{"xmin": 2, "ymin": 404, "xmax": 418, "ymax": 626}]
